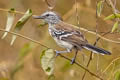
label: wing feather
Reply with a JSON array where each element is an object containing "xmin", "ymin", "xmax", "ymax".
[{"xmin": 55, "ymin": 21, "xmax": 88, "ymax": 49}]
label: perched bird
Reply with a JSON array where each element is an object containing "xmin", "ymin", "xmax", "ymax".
[{"xmin": 34, "ymin": 11, "xmax": 111, "ymax": 64}]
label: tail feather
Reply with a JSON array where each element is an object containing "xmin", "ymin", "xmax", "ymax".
[{"xmin": 83, "ymin": 44, "xmax": 111, "ymax": 55}]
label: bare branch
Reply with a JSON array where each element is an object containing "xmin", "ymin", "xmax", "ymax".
[
  {"xmin": 59, "ymin": 54, "xmax": 103, "ymax": 80},
  {"xmin": 0, "ymin": 28, "xmax": 103, "ymax": 80},
  {"xmin": 44, "ymin": 0, "xmax": 56, "ymax": 10},
  {"xmin": 0, "ymin": 29, "xmax": 49, "ymax": 48},
  {"xmin": 74, "ymin": 0, "xmax": 80, "ymax": 26},
  {"xmin": 82, "ymin": 31, "xmax": 110, "ymax": 80},
  {"xmin": 108, "ymin": 0, "xmax": 118, "ymax": 13},
  {"xmin": 0, "ymin": 7, "xmax": 120, "ymax": 44},
  {"xmin": 103, "ymin": 56, "xmax": 120, "ymax": 73}
]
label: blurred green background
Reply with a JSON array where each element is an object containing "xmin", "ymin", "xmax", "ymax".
[{"xmin": 0, "ymin": 0, "xmax": 120, "ymax": 80}]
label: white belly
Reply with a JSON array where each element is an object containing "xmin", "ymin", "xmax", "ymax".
[
  {"xmin": 48, "ymin": 24, "xmax": 73, "ymax": 49},
  {"xmin": 53, "ymin": 37, "xmax": 73, "ymax": 49}
]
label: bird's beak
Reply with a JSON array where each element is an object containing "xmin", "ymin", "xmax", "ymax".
[{"xmin": 33, "ymin": 15, "xmax": 44, "ymax": 19}]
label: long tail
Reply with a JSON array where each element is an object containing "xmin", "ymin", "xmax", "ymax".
[{"xmin": 83, "ymin": 44, "xmax": 111, "ymax": 55}]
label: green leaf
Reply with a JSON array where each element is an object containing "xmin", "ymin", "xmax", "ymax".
[
  {"xmin": 116, "ymin": 14, "xmax": 120, "ymax": 18},
  {"xmin": 10, "ymin": 62, "xmax": 24, "ymax": 79},
  {"xmin": 10, "ymin": 9, "xmax": 32, "ymax": 45},
  {"xmin": 40, "ymin": 49, "xmax": 55, "ymax": 75},
  {"xmin": 97, "ymin": 1, "xmax": 104, "ymax": 17},
  {"xmin": 104, "ymin": 13, "xmax": 120, "ymax": 20},
  {"xmin": 10, "ymin": 43, "xmax": 33, "ymax": 79},
  {"xmin": 1, "ymin": 8, "xmax": 15, "ymax": 39},
  {"xmin": 114, "ymin": 70, "xmax": 120, "ymax": 80},
  {"xmin": 117, "ymin": 29, "xmax": 120, "ymax": 32},
  {"xmin": 38, "ymin": 22, "xmax": 47, "ymax": 27},
  {"xmin": 19, "ymin": 42, "xmax": 33, "ymax": 60},
  {"xmin": 48, "ymin": 74, "xmax": 55, "ymax": 80},
  {"xmin": 111, "ymin": 21, "xmax": 119, "ymax": 32},
  {"xmin": 61, "ymin": 60, "xmax": 72, "ymax": 72},
  {"xmin": 0, "ymin": 78, "xmax": 9, "ymax": 80},
  {"xmin": 104, "ymin": 14, "xmax": 116, "ymax": 20},
  {"xmin": 40, "ymin": 50, "xmax": 46, "ymax": 59}
]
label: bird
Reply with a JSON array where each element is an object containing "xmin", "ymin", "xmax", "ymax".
[{"xmin": 33, "ymin": 11, "xmax": 111, "ymax": 64}]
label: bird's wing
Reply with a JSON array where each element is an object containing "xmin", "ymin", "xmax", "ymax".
[{"xmin": 55, "ymin": 21, "xmax": 88, "ymax": 48}]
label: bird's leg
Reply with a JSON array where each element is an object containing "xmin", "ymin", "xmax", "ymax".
[
  {"xmin": 71, "ymin": 50, "xmax": 78, "ymax": 64},
  {"xmin": 55, "ymin": 49, "xmax": 71, "ymax": 57}
]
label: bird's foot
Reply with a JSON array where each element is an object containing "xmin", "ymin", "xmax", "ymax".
[
  {"xmin": 71, "ymin": 58, "xmax": 75, "ymax": 64},
  {"xmin": 55, "ymin": 50, "xmax": 61, "ymax": 57}
]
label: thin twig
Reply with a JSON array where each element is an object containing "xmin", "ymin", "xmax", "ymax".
[
  {"xmin": 75, "ymin": 0, "xmax": 103, "ymax": 79},
  {"xmin": 103, "ymin": 56, "xmax": 120, "ymax": 73},
  {"xmin": 75, "ymin": 0, "xmax": 80, "ymax": 26},
  {"xmin": 82, "ymin": 1, "xmax": 99, "ymax": 79},
  {"xmin": 95, "ymin": 1, "xmax": 99, "ymax": 72},
  {"xmin": 44, "ymin": 0, "xmax": 56, "ymax": 10},
  {"xmin": 104, "ymin": 0, "xmax": 111, "ymax": 7},
  {"xmin": 108, "ymin": 0, "xmax": 118, "ymax": 13},
  {"xmin": 78, "ymin": 27, "xmax": 120, "ymax": 44},
  {"xmin": 0, "ymin": 1, "xmax": 118, "ymax": 79},
  {"xmin": 0, "ymin": 8, "xmax": 25, "ymax": 15},
  {"xmin": 0, "ymin": 29, "xmax": 49, "ymax": 48},
  {"xmin": 82, "ymin": 31, "xmax": 110, "ymax": 80},
  {"xmin": 45, "ymin": 0, "xmax": 51, "ymax": 8},
  {"xmin": 107, "ymin": 62, "xmax": 115, "ymax": 80},
  {"xmin": 0, "ymin": 28, "xmax": 103, "ymax": 80},
  {"xmin": 0, "ymin": 7, "xmax": 120, "ymax": 44},
  {"xmin": 59, "ymin": 54, "xmax": 103, "ymax": 80}
]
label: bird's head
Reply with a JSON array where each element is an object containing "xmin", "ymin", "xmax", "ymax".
[{"xmin": 33, "ymin": 11, "xmax": 62, "ymax": 24}]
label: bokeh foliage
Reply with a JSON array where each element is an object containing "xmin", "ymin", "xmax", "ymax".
[{"xmin": 0, "ymin": 0, "xmax": 120, "ymax": 80}]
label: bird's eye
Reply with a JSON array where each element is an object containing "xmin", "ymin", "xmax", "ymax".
[{"xmin": 46, "ymin": 14, "xmax": 50, "ymax": 16}]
